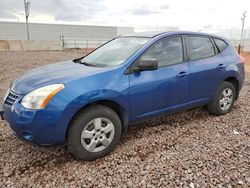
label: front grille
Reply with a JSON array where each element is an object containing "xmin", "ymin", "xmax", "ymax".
[{"xmin": 4, "ymin": 90, "xmax": 19, "ymax": 106}]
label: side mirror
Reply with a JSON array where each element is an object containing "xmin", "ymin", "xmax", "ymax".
[{"xmin": 132, "ymin": 60, "xmax": 158, "ymax": 72}]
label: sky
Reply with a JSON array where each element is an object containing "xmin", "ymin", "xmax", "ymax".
[{"xmin": 0, "ymin": 0, "xmax": 250, "ymax": 31}]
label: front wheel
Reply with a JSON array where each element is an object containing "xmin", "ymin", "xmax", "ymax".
[
  {"xmin": 67, "ymin": 105, "xmax": 122, "ymax": 160},
  {"xmin": 207, "ymin": 81, "xmax": 236, "ymax": 116}
]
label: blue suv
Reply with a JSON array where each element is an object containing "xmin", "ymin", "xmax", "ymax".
[{"xmin": 0, "ymin": 31, "xmax": 245, "ymax": 160}]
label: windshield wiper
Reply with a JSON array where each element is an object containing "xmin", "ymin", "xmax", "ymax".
[
  {"xmin": 73, "ymin": 57, "xmax": 95, "ymax": 67},
  {"xmin": 73, "ymin": 57, "xmax": 84, "ymax": 63},
  {"xmin": 78, "ymin": 61, "xmax": 96, "ymax": 67}
]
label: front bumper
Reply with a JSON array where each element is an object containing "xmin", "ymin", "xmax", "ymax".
[{"xmin": 2, "ymin": 101, "xmax": 70, "ymax": 145}]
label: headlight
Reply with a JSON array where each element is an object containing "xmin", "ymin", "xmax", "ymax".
[{"xmin": 21, "ymin": 84, "xmax": 65, "ymax": 109}]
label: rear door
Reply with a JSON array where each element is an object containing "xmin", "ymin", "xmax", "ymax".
[
  {"xmin": 129, "ymin": 36, "xmax": 190, "ymax": 121},
  {"xmin": 185, "ymin": 35, "xmax": 226, "ymax": 102}
]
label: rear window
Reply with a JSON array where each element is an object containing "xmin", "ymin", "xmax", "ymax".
[
  {"xmin": 213, "ymin": 38, "xmax": 228, "ymax": 52},
  {"xmin": 186, "ymin": 36, "xmax": 216, "ymax": 61}
]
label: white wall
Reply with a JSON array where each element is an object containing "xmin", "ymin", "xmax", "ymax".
[
  {"xmin": 0, "ymin": 40, "xmax": 62, "ymax": 51},
  {"xmin": 0, "ymin": 22, "xmax": 134, "ymax": 41}
]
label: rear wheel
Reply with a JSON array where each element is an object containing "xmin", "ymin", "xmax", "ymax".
[
  {"xmin": 207, "ymin": 81, "xmax": 236, "ymax": 116},
  {"xmin": 67, "ymin": 105, "xmax": 122, "ymax": 160}
]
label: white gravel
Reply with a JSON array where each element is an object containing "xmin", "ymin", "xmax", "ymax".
[{"xmin": 0, "ymin": 51, "xmax": 250, "ymax": 187}]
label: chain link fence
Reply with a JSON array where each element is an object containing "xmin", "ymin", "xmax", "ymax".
[
  {"xmin": 60, "ymin": 36, "xmax": 112, "ymax": 53},
  {"xmin": 60, "ymin": 27, "xmax": 250, "ymax": 52}
]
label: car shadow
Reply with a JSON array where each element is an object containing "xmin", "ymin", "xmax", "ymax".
[{"xmin": 126, "ymin": 106, "xmax": 210, "ymax": 135}]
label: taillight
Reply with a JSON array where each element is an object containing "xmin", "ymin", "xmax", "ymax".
[{"xmin": 238, "ymin": 55, "xmax": 245, "ymax": 64}]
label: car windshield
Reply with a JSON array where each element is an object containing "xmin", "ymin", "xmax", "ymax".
[{"xmin": 81, "ymin": 37, "xmax": 149, "ymax": 67}]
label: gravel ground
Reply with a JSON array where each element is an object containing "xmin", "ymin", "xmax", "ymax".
[{"xmin": 0, "ymin": 51, "xmax": 250, "ymax": 187}]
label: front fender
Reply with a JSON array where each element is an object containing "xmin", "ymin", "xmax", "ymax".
[
  {"xmin": 59, "ymin": 89, "xmax": 129, "ymax": 137},
  {"xmin": 69, "ymin": 89, "xmax": 129, "ymax": 113}
]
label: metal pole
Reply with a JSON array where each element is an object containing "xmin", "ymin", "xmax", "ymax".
[
  {"xmin": 24, "ymin": 0, "xmax": 30, "ymax": 40},
  {"xmin": 25, "ymin": 16, "xmax": 30, "ymax": 40},
  {"xmin": 239, "ymin": 11, "xmax": 247, "ymax": 54},
  {"xmin": 240, "ymin": 12, "xmax": 247, "ymax": 42}
]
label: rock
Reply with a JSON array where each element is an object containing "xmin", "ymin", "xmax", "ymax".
[
  {"xmin": 238, "ymin": 180, "xmax": 243, "ymax": 185},
  {"xmin": 127, "ymin": 181, "xmax": 133, "ymax": 187},
  {"xmin": 245, "ymin": 177, "xmax": 250, "ymax": 183},
  {"xmin": 233, "ymin": 130, "xmax": 240, "ymax": 135},
  {"xmin": 190, "ymin": 182, "xmax": 195, "ymax": 188},
  {"xmin": 245, "ymin": 131, "xmax": 250, "ymax": 137}
]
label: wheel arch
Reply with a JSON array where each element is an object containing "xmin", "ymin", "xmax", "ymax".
[
  {"xmin": 224, "ymin": 76, "xmax": 240, "ymax": 100},
  {"xmin": 65, "ymin": 99, "xmax": 129, "ymax": 141}
]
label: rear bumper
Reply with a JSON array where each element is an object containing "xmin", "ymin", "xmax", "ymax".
[
  {"xmin": 239, "ymin": 64, "xmax": 245, "ymax": 91},
  {"xmin": 0, "ymin": 104, "xmax": 4, "ymax": 120}
]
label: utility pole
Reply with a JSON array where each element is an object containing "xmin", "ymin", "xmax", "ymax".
[
  {"xmin": 24, "ymin": 0, "xmax": 31, "ymax": 40},
  {"xmin": 240, "ymin": 11, "xmax": 247, "ymax": 41},
  {"xmin": 239, "ymin": 11, "xmax": 247, "ymax": 53}
]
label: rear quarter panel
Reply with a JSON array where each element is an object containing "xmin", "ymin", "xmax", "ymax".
[{"xmin": 221, "ymin": 44, "xmax": 245, "ymax": 90}]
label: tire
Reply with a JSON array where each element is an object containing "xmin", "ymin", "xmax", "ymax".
[
  {"xmin": 67, "ymin": 105, "xmax": 122, "ymax": 160},
  {"xmin": 207, "ymin": 81, "xmax": 236, "ymax": 116}
]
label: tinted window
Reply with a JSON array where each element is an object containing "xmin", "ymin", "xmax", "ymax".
[
  {"xmin": 186, "ymin": 36, "xmax": 215, "ymax": 61},
  {"xmin": 213, "ymin": 38, "xmax": 228, "ymax": 52},
  {"xmin": 140, "ymin": 37, "xmax": 183, "ymax": 67}
]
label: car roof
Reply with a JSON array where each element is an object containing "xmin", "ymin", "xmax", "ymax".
[
  {"xmin": 122, "ymin": 31, "xmax": 226, "ymax": 40},
  {"xmin": 121, "ymin": 31, "xmax": 165, "ymax": 38}
]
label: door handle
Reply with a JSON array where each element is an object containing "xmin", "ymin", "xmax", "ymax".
[
  {"xmin": 176, "ymin": 71, "xmax": 188, "ymax": 77},
  {"xmin": 217, "ymin": 64, "xmax": 225, "ymax": 69}
]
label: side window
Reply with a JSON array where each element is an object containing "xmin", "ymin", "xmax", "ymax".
[
  {"xmin": 140, "ymin": 37, "xmax": 183, "ymax": 67},
  {"xmin": 213, "ymin": 38, "xmax": 228, "ymax": 52},
  {"xmin": 186, "ymin": 36, "xmax": 216, "ymax": 61}
]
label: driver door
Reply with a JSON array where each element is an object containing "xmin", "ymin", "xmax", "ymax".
[{"xmin": 129, "ymin": 36, "xmax": 190, "ymax": 122}]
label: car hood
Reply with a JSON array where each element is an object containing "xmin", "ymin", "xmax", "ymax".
[{"xmin": 11, "ymin": 60, "xmax": 107, "ymax": 94}]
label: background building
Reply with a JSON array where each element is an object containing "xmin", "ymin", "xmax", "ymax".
[{"xmin": 0, "ymin": 21, "xmax": 133, "ymax": 41}]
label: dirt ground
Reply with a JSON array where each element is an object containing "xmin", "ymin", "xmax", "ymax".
[
  {"xmin": 241, "ymin": 52, "xmax": 250, "ymax": 73},
  {"xmin": 0, "ymin": 50, "xmax": 250, "ymax": 187}
]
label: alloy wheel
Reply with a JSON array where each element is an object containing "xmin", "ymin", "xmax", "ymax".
[
  {"xmin": 219, "ymin": 88, "xmax": 234, "ymax": 111},
  {"xmin": 80, "ymin": 118, "xmax": 115, "ymax": 153}
]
